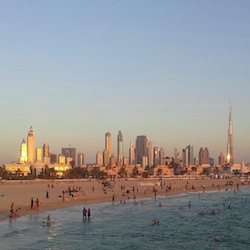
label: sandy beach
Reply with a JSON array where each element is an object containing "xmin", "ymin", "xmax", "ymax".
[{"xmin": 0, "ymin": 177, "xmax": 247, "ymax": 221}]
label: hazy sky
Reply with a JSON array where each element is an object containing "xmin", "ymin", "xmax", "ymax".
[{"xmin": 0, "ymin": 0, "xmax": 249, "ymax": 165}]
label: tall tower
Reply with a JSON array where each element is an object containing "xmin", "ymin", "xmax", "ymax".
[
  {"xmin": 19, "ymin": 139, "xmax": 28, "ymax": 163},
  {"xmin": 117, "ymin": 131, "xmax": 123, "ymax": 164},
  {"xmin": 135, "ymin": 135, "xmax": 148, "ymax": 165},
  {"xmin": 105, "ymin": 132, "xmax": 112, "ymax": 158},
  {"xmin": 227, "ymin": 101, "xmax": 234, "ymax": 165},
  {"xmin": 147, "ymin": 141, "xmax": 154, "ymax": 167},
  {"xmin": 27, "ymin": 126, "xmax": 35, "ymax": 163},
  {"xmin": 129, "ymin": 142, "xmax": 135, "ymax": 165}
]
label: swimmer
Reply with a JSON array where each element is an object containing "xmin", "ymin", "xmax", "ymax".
[
  {"xmin": 198, "ymin": 210, "xmax": 205, "ymax": 215},
  {"xmin": 188, "ymin": 201, "xmax": 191, "ymax": 207},
  {"xmin": 44, "ymin": 215, "xmax": 51, "ymax": 226},
  {"xmin": 214, "ymin": 236, "xmax": 219, "ymax": 241},
  {"xmin": 159, "ymin": 202, "xmax": 162, "ymax": 207}
]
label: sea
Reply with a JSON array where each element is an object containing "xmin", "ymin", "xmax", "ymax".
[{"xmin": 0, "ymin": 187, "xmax": 249, "ymax": 250}]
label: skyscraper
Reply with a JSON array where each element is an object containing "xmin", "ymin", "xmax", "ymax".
[
  {"xmin": 36, "ymin": 147, "xmax": 42, "ymax": 162},
  {"xmin": 19, "ymin": 139, "xmax": 27, "ymax": 163},
  {"xmin": 199, "ymin": 147, "xmax": 209, "ymax": 165},
  {"xmin": 27, "ymin": 126, "xmax": 35, "ymax": 163},
  {"xmin": 105, "ymin": 132, "xmax": 112, "ymax": 159},
  {"xmin": 62, "ymin": 147, "xmax": 76, "ymax": 166},
  {"xmin": 129, "ymin": 142, "xmax": 135, "ymax": 165},
  {"xmin": 147, "ymin": 141, "xmax": 154, "ymax": 167},
  {"xmin": 117, "ymin": 131, "xmax": 123, "ymax": 164},
  {"xmin": 135, "ymin": 135, "xmax": 148, "ymax": 165},
  {"xmin": 43, "ymin": 143, "xmax": 50, "ymax": 158},
  {"xmin": 186, "ymin": 145, "xmax": 194, "ymax": 165},
  {"xmin": 77, "ymin": 153, "xmax": 84, "ymax": 167},
  {"xmin": 227, "ymin": 101, "xmax": 234, "ymax": 165}
]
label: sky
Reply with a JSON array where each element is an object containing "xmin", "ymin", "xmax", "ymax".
[{"xmin": 0, "ymin": 0, "xmax": 250, "ymax": 165}]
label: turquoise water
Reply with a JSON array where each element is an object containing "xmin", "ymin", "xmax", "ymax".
[{"xmin": 0, "ymin": 187, "xmax": 249, "ymax": 250}]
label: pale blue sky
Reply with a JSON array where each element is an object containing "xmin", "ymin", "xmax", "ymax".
[{"xmin": 0, "ymin": 0, "xmax": 249, "ymax": 164}]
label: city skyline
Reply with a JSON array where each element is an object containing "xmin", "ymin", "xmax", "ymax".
[
  {"xmin": 0, "ymin": 1, "xmax": 249, "ymax": 165},
  {"xmin": 3, "ymin": 100, "xmax": 246, "ymax": 166}
]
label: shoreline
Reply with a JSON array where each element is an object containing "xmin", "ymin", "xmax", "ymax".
[{"xmin": 0, "ymin": 177, "xmax": 248, "ymax": 222}]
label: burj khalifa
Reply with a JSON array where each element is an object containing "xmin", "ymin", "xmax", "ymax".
[{"xmin": 227, "ymin": 101, "xmax": 233, "ymax": 165}]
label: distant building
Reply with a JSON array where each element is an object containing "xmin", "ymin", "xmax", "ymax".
[
  {"xmin": 135, "ymin": 135, "xmax": 148, "ymax": 165},
  {"xmin": 159, "ymin": 147, "xmax": 165, "ymax": 165},
  {"xmin": 117, "ymin": 131, "xmax": 123, "ymax": 165},
  {"xmin": 96, "ymin": 151, "xmax": 103, "ymax": 166},
  {"xmin": 129, "ymin": 142, "xmax": 135, "ymax": 165},
  {"xmin": 103, "ymin": 149, "xmax": 110, "ymax": 166},
  {"xmin": 77, "ymin": 153, "xmax": 84, "ymax": 167},
  {"xmin": 50, "ymin": 153, "xmax": 57, "ymax": 164},
  {"xmin": 153, "ymin": 147, "xmax": 160, "ymax": 166},
  {"xmin": 227, "ymin": 101, "xmax": 234, "ymax": 165},
  {"xmin": 36, "ymin": 147, "xmax": 42, "ymax": 162},
  {"xmin": 199, "ymin": 147, "xmax": 209, "ymax": 165},
  {"xmin": 147, "ymin": 141, "xmax": 154, "ymax": 167},
  {"xmin": 187, "ymin": 145, "xmax": 194, "ymax": 165},
  {"xmin": 218, "ymin": 152, "xmax": 225, "ymax": 165},
  {"xmin": 43, "ymin": 143, "xmax": 49, "ymax": 158},
  {"xmin": 62, "ymin": 148, "xmax": 76, "ymax": 166},
  {"xmin": 105, "ymin": 132, "xmax": 112, "ymax": 161},
  {"xmin": 58, "ymin": 155, "xmax": 66, "ymax": 164},
  {"xmin": 19, "ymin": 139, "xmax": 28, "ymax": 163},
  {"xmin": 27, "ymin": 126, "xmax": 35, "ymax": 163}
]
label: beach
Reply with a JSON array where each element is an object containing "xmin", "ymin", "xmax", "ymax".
[{"xmin": 0, "ymin": 177, "xmax": 247, "ymax": 222}]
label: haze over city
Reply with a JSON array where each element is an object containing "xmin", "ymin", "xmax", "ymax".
[{"xmin": 0, "ymin": 1, "xmax": 249, "ymax": 165}]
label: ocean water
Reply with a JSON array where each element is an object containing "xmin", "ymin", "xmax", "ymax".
[{"xmin": 0, "ymin": 187, "xmax": 250, "ymax": 250}]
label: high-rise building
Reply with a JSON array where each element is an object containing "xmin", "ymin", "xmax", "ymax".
[
  {"xmin": 135, "ymin": 135, "xmax": 148, "ymax": 165},
  {"xmin": 186, "ymin": 145, "xmax": 194, "ymax": 165},
  {"xmin": 147, "ymin": 141, "xmax": 154, "ymax": 167},
  {"xmin": 153, "ymin": 147, "xmax": 160, "ymax": 166},
  {"xmin": 43, "ymin": 143, "xmax": 49, "ymax": 158},
  {"xmin": 218, "ymin": 152, "xmax": 225, "ymax": 165},
  {"xmin": 62, "ymin": 148, "xmax": 76, "ymax": 166},
  {"xmin": 159, "ymin": 147, "xmax": 165, "ymax": 165},
  {"xmin": 77, "ymin": 153, "xmax": 84, "ymax": 167},
  {"xmin": 227, "ymin": 101, "xmax": 234, "ymax": 165},
  {"xmin": 103, "ymin": 149, "xmax": 110, "ymax": 166},
  {"xmin": 105, "ymin": 132, "xmax": 112, "ymax": 162},
  {"xmin": 199, "ymin": 147, "xmax": 209, "ymax": 165},
  {"xmin": 96, "ymin": 151, "xmax": 103, "ymax": 165},
  {"xmin": 19, "ymin": 139, "xmax": 28, "ymax": 163},
  {"xmin": 50, "ymin": 153, "xmax": 57, "ymax": 164},
  {"xmin": 117, "ymin": 131, "xmax": 123, "ymax": 164},
  {"xmin": 36, "ymin": 147, "xmax": 42, "ymax": 162},
  {"xmin": 27, "ymin": 126, "xmax": 35, "ymax": 163},
  {"xmin": 129, "ymin": 142, "xmax": 135, "ymax": 165}
]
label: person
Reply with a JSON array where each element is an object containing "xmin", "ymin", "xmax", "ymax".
[
  {"xmin": 62, "ymin": 191, "xmax": 65, "ymax": 202},
  {"xmin": 87, "ymin": 208, "xmax": 91, "ymax": 219},
  {"xmin": 112, "ymin": 193, "xmax": 115, "ymax": 203},
  {"xmin": 31, "ymin": 197, "xmax": 34, "ymax": 209},
  {"xmin": 188, "ymin": 201, "xmax": 191, "ymax": 207},
  {"xmin": 35, "ymin": 198, "xmax": 40, "ymax": 210},
  {"xmin": 46, "ymin": 215, "xmax": 51, "ymax": 225},
  {"xmin": 198, "ymin": 210, "xmax": 205, "ymax": 215},
  {"xmin": 82, "ymin": 207, "xmax": 87, "ymax": 219},
  {"xmin": 46, "ymin": 191, "xmax": 49, "ymax": 199}
]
